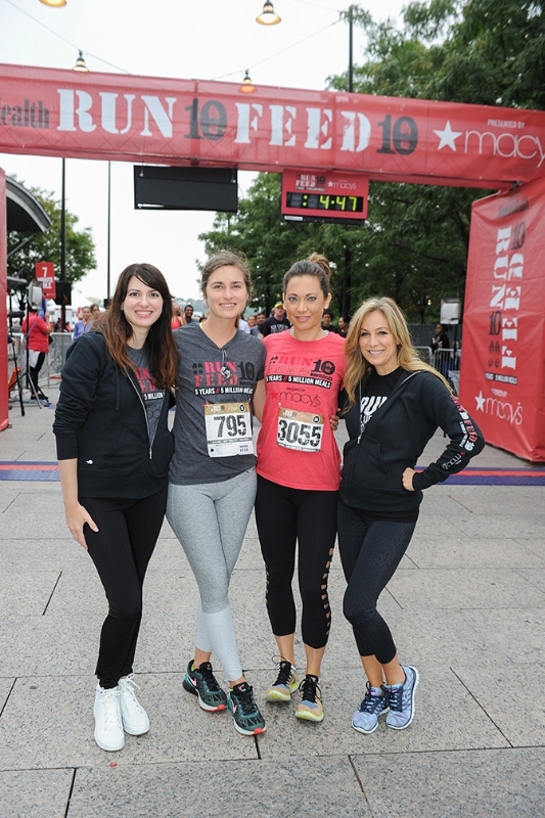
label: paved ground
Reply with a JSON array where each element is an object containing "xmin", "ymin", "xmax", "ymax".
[{"xmin": 1, "ymin": 383, "xmax": 545, "ymax": 817}]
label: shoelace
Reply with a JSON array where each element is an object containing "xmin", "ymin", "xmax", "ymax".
[
  {"xmin": 120, "ymin": 674, "xmax": 142, "ymax": 713},
  {"xmin": 360, "ymin": 684, "xmax": 386, "ymax": 714},
  {"xmin": 387, "ymin": 684, "xmax": 405, "ymax": 712},
  {"xmin": 273, "ymin": 660, "xmax": 293, "ymax": 687},
  {"xmin": 199, "ymin": 663, "xmax": 222, "ymax": 691},
  {"xmin": 101, "ymin": 688, "xmax": 122, "ymax": 729},
  {"xmin": 299, "ymin": 675, "xmax": 321, "ymax": 703},
  {"xmin": 232, "ymin": 684, "xmax": 257, "ymax": 716}
]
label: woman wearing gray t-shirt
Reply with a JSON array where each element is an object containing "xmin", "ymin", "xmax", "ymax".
[{"xmin": 166, "ymin": 251, "xmax": 267, "ymax": 737}]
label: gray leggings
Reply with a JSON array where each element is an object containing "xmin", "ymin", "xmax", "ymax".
[{"xmin": 166, "ymin": 468, "xmax": 257, "ymax": 681}]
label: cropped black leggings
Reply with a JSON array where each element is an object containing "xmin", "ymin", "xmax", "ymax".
[
  {"xmin": 255, "ymin": 475, "xmax": 337, "ymax": 649},
  {"xmin": 82, "ymin": 488, "xmax": 167, "ymax": 688},
  {"xmin": 337, "ymin": 500, "xmax": 416, "ymax": 665}
]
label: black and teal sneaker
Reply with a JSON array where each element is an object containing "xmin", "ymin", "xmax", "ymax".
[
  {"xmin": 182, "ymin": 660, "xmax": 227, "ymax": 712},
  {"xmin": 228, "ymin": 682, "xmax": 266, "ymax": 735}
]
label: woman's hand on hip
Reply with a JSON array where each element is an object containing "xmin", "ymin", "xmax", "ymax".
[
  {"xmin": 64, "ymin": 502, "xmax": 99, "ymax": 550},
  {"xmin": 402, "ymin": 467, "xmax": 416, "ymax": 492}
]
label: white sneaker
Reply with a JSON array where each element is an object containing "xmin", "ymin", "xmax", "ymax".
[
  {"xmin": 118, "ymin": 674, "xmax": 150, "ymax": 736},
  {"xmin": 94, "ymin": 685, "xmax": 124, "ymax": 751}
]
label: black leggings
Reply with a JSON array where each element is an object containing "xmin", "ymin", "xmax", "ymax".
[
  {"xmin": 82, "ymin": 488, "xmax": 167, "ymax": 688},
  {"xmin": 255, "ymin": 475, "xmax": 337, "ymax": 650},
  {"xmin": 337, "ymin": 500, "xmax": 416, "ymax": 665},
  {"xmin": 29, "ymin": 351, "xmax": 46, "ymax": 395}
]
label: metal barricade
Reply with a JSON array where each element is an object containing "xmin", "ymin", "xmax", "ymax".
[
  {"xmin": 415, "ymin": 346, "xmax": 462, "ymax": 394},
  {"xmin": 46, "ymin": 332, "xmax": 73, "ymax": 380},
  {"xmin": 432, "ymin": 347, "xmax": 461, "ymax": 394},
  {"xmin": 7, "ymin": 332, "xmax": 73, "ymax": 394},
  {"xmin": 415, "ymin": 346, "xmax": 433, "ymax": 365},
  {"xmin": 432, "ymin": 347, "xmax": 458, "ymax": 376}
]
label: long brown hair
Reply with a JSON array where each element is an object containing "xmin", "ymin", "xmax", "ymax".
[
  {"xmin": 344, "ymin": 296, "xmax": 450, "ymax": 408},
  {"xmin": 94, "ymin": 263, "xmax": 178, "ymax": 389}
]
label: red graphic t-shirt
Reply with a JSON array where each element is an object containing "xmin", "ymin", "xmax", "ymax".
[{"xmin": 257, "ymin": 331, "xmax": 345, "ymax": 491}]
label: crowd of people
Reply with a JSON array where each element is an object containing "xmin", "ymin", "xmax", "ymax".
[{"xmin": 52, "ymin": 253, "xmax": 484, "ymax": 752}]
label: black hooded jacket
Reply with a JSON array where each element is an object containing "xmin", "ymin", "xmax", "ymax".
[
  {"xmin": 340, "ymin": 369, "xmax": 485, "ymax": 515},
  {"xmin": 53, "ymin": 331, "xmax": 174, "ymax": 499}
]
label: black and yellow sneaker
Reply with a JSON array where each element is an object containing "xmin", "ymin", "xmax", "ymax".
[
  {"xmin": 182, "ymin": 660, "xmax": 227, "ymax": 712},
  {"xmin": 228, "ymin": 682, "xmax": 266, "ymax": 735},
  {"xmin": 295, "ymin": 674, "xmax": 324, "ymax": 722},
  {"xmin": 265, "ymin": 659, "xmax": 298, "ymax": 703}
]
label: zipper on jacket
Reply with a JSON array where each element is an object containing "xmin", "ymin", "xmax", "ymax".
[
  {"xmin": 357, "ymin": 370, "xmax": 420, "ymax": 441},
  {"xmin": 128, "ymin": 375, "xmax": 153, "ymax": 459}
]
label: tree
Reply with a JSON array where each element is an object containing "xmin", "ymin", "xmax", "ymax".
[
  {"xmin": 7, "ymin": 184, "xmax": 97, "ymax": 284},
  {"xmin": 202, "ymin": 1, "xmax": 545, "ymax": 321},
  {"xmin": 199, "ymin": 172, "xmax": 369, "ymax": 319}
]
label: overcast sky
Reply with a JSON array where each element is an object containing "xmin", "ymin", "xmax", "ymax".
[{"xmin": 1, "ymin": 0, "xmax": 406, "ymax": 304}]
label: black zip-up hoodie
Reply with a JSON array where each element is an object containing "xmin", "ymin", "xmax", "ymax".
[
  {"xmin": 340, "ymin": 369, "xmax": 485, "ymax": 515},
  {"xmin": 53, "ymin": 331, "xmax": 174, "ymax": 499}
]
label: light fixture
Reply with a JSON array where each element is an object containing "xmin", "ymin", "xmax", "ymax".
[
  {"xmin": 40, "ymin": 0, "xmax": 67, "ymax": 6},
  {"xmin": 73, "ymin": 51, "xmax": 89, "ymax": 72},
  {"xmin": 240, "ymin": 71, "xmax": 256, "ymax": 94},
  {"xmin": 256, "ymin": 1, "xmax": 281, "ymax": 25}
]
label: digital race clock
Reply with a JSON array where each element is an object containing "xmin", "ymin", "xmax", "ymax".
[{"xmin": 281, "ymin": 169, "xmax": 369, "ymax": 225}]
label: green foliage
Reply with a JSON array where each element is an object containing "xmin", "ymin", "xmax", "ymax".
[
  {"xmin": 200, "ymin": 0, "xmax": 545, "ymax": 322},
  {"xmin": 199, "ymin": 173, "xmax": 361, "ymax": 317},
  {"xmin": 7, "ymin": 185, "xmax": 96, "ymax": 284}
]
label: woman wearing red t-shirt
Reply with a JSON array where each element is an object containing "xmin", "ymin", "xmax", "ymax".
[
  {"xmin": 22, "ymin": 306, "xmax": 51, "ymax": 401},
  {"xmin": 253, "ymin": 256, "xmax": 345, "ymax": 723}
]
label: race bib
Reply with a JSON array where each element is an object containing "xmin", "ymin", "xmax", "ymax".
[
  {"xmin": 276, "ymin": 407, "xmax": 324, "ymax": 453},
  {"xmin": 204, "ymin": 402, "xmax": 254, "ymax": 458}
]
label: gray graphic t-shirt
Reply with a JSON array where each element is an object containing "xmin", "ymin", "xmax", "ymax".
[
  {"xmin": 126, "ymin": 346, "xmax": 165, "ymax": 446},
  {"xmin": 169, "ymin": 323, "xmax": 266, "ymax": 485}
]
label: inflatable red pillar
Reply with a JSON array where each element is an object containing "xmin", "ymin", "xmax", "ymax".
[
  {"xmin": 0, "ymin": 169, "xmax": 9, "ymax": 432},
  {"xmin": 460, "ymin": 176, "xmax": 545, "ymax": 462}
]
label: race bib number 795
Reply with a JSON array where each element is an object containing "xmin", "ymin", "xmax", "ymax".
[{"xmin": 204, "ymin": 402, "xmax": 254, "ymax": 457}]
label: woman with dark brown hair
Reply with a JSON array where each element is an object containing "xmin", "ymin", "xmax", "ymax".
[{"xmin": 53, "ymin": 263, "xmax": 178, "ymax": 752}]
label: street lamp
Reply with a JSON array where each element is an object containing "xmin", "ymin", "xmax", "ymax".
[
  {"xmin": 239, "ymin": 71, "xmax": 256, "ymax": 94},
  {"xmin": 59, "ymin": 51, "xmax": 89, "ymax": 328},
  {"xmin": 73, "ymin": 51, "xmax": 89, "ymax": 72},
  {"xmin": 107, "ymin": 162, "xmax": 111, "ymax": 300},
  {"xmin": 343, "ymin": 6, "xmax": 354, "ymax": 320},
  {"xmin": 254, "ymin": 4, "xmax": 357, "ymax": 317},
  {"xmin": 256, "ymin": 2, "xmax": 281, "ymax": 25}
]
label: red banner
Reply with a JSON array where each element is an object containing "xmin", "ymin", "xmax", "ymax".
[
  {"xmin": 34, "ymin": 261, "xmax": 56, "ymax": 300},
  {"xmin": 0, "ymin": 170, "xmax": 8, "ymax": 432},
  {"xmin": 1, "ymin": 63, "xmax": 545, "ymax": 188},
  {"xmin": 460, "ymin": 176, "xmax": 545, "ymax": 462}
]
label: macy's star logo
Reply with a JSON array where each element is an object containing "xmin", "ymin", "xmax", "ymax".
[
  {"xmin": 434, "ymin": 121, "xmax": 463, "ymax": 151},
  {"xmin": 475, "ymin": 391, "xmax": 486, "ymax": 411}
]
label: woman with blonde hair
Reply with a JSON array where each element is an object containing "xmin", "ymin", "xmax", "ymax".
[{"xmin": 338, "ymin": 296, "xmax": 484, "ymax": 735}]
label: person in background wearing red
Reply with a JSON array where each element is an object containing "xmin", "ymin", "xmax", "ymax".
[{"xmin": 21, "ymin": 305, "xmax": 51, "ymax": 402}]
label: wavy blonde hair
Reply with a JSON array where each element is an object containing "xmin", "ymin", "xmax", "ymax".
[{"xmin": 343, "ymin": 296, "xmax": 450, "ymax": 408}]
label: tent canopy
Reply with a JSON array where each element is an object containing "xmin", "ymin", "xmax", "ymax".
[{"xmin": 6, "ymin": 176, "xmax": 51, "ymax": 233}]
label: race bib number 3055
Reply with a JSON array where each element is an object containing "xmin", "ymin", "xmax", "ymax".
[
  {"xmin": 276, "ymin": 407, "xmax": 324, "ymax": 453},
  {"xmin": 204, "ymin": 402, "xmax": 254, "ymax": 458}
]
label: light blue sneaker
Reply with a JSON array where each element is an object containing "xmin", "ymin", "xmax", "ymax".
[
  {"xmin": 352, "ymin": 683, "xmax": 389, "ymax": 734},
  {"xmin": 385, "ymin": 666, "xmax": 419, "ymax": 730}
]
